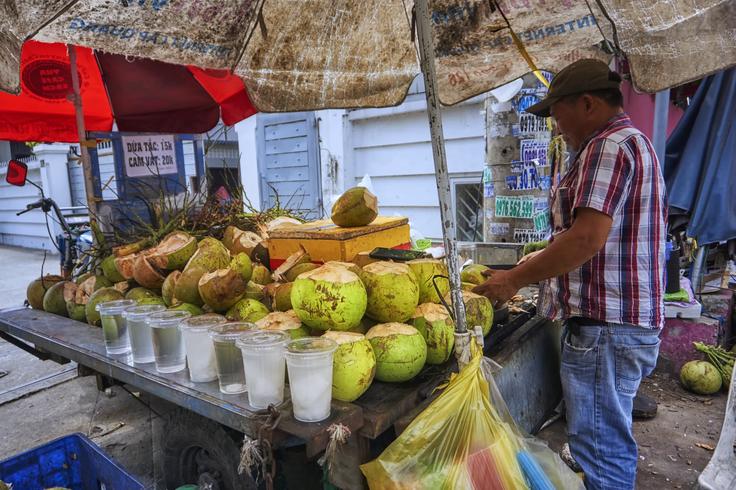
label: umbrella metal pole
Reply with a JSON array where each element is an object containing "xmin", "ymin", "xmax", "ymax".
[
  {"xmin": 67, "ymin": 44, "xmax": 98, "ymax": 231},
  {"xmin": 414, "ymin": 0, "xmax": 468, "ymax": 335}
]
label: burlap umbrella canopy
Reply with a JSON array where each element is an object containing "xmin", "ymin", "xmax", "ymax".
[{"xmin": 1, "ymin": 0, "xmax": 735, "ymax": 337}]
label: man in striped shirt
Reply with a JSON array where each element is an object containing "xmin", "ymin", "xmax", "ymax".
[{"xmin": 474, "ymin": 59, "xmax": 666, "ymax": 489}]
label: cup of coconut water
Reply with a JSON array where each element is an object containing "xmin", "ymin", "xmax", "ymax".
[
  {"xmin": 96, "ymin": 299, "xmax": 136, "ymax": 355},
  {"xmin": 123, "ymin": 304, "xmax": 165, "ymax": 363},
  {"xmin": 285, "ymin": 337, "xmax": 338, "ymax": 422},
  {"xmin": 180, "ymin": 313, "xmax": 227, "ymax": 383},
  {"xmin": 210, "ymin": 323, "xmax": 256, "ymax": 395},
  {"xmin": 237, "ymin": 330, "xmax": 289, "ymax": 409},
  {"xmin": 146, "ymin": 310, "xmax": 191, "ymax": 373}
]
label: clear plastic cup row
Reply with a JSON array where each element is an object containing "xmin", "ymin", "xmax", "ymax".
[{"xmin": 95, "ymin": 299, "xmax": 339, "ymax": 422}]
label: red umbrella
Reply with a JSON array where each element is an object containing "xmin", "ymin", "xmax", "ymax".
[{"xmin": 0, "ymin": 40, "xmax": 257, "ymax": 142}]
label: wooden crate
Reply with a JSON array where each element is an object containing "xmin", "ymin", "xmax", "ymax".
[{"xmin": 267, "ymin": 216, "xmax": 410, "ymax": 269}]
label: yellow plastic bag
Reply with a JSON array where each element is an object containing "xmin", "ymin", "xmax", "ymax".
[{"xmin": 361, "ymin": 341, "xmax": 583, "ymax": 489}]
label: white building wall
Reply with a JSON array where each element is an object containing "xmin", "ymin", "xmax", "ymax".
[{"xmin": 237, "ymin": 91, "xmax": 487, "ymax": 239}]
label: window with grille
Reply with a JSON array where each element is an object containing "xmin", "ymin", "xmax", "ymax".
[{"xmin": 451, "ymin": 176, "xmax": 483, "ymax": 242}]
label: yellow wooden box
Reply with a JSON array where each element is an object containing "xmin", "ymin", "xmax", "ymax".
[{"xmin": 268, "ymin": 216, "xmax": 410, "ymax": 268}]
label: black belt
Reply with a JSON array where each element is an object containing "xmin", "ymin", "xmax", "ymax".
[{"xmin": 566, "ymin": 316, "xmax": 608, "ymax": 335}]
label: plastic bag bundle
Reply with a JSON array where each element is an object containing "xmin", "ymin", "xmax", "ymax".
[{"xmin": 361, "ymin": 341, "xmax": 582, "ymax": 489}]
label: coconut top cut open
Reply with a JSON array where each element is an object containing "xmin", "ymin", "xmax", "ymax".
[
  {"xmin": 301, "ymin": 264, "xmax": 362, "ymax": 284},
  {"xmin": 256, "ymin": 310, "xmax": 303, "ymax": 331},
  {"xmin": 363, "ymin": 261, "xmax": 412, "ymax": 277},
  {"xmin": 413, "ymin": 303, "xmax": 452, "ymax": 322},
  {"xmin": 323, "ymin": 330, "xmax": 366, "ymax": 344},
  {"xmin": 323, "ymin": 261, "xmax": 362, "ymax": 275},
  {"xmin": 366, "ymin": 322, "xmax": 420, "ymax": 339},
  {"xmin": 445, "ymin": 290, "xmax": 485, "ymax": 303}
]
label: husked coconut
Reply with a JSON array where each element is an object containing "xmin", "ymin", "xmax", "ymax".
[
  {"xmin": 256, "ymin": 310, "xmax": 309, "ymax": 339},
  {"xmin": 323, "ymin": 330, "xmax": 376, "ymax": 402},
  {"xmin": 331, "ymin": 187, "xmax": 378, "ymax": 227},
  {"xmin": 410, "ymin": 303, "xmax": 455, "ymax": 365},
  {"xmin": 198, "ymin": 268, "xmax": 247, "ymax": 312},
  {"xmin": 407, "ymin": 259, "xmax": 450, "ymax": 304},
  {"xmin": 324, "ymin": 261, "xmax": 363, "ymax": 277},
  {"xmin": 132, "ymin": 253, "xmax": 166, "ymax": 289},
  {"xmin": 291, "ymin": 264, "xmax": 367, "ymax": 331},
  {"xmin": 223, "ymin": 226, "xmax": 262, "ymax": 257},
  {"xmin": 186, "ymin": 237, "xmax": 231, "ymax": 271},
  {"xmin": 162, "ymin": 271, "xmax": 181, "ymax": 306},
  {"xmin": 362, "ymin": 261, "xmax": 419, "ymax": 323},
  {"xmin": 148, "ymin": 231, "xmax": 197, "ymax": 270},
  {"xmin": 366, "ymin": 323, "xmax": 427, "ymax": 382},
  {"xmin": 114, "ymin": 253, "xmax": 139, "ymax": 280}
]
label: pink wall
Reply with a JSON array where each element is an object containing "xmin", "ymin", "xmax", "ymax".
[{"xmin": 622, "ymin": 80, "xmax": 684, "ymax": 140}]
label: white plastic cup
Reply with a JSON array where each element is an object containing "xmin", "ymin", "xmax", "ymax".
[
  {"xmin": 96, "ymin": 299, "xmax": 136, "ymax": 355},
  {"xmin": 237, "ymin": 331, "xmax": 289, "ymax": 409},
  {"xmin": 285, "ymin": 337, "xmax": 338, "ymax": 422},
  {"xmin": 209, "ymin": 323, "xmax": 256, "ymax": 395},
  {"xmin": 123, "ymin": 304, "xmax": 165, "ymax": 363},
  {"xmin": 179, "ymin": 314, "xmax": 227, "ymax": 383},
  {"xmin": 146, "ymin": 310, "xmax": 191, "ymax": 373}
]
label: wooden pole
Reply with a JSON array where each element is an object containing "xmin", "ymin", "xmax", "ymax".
[
  {"xmin": 414, "ymin": 0, "xmax": 468, "ymax": 335},
  {"xmin": 67, "ymin": 44, "xmax": 98, "ymax": 230}
]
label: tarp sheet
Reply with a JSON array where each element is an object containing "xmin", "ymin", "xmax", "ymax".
[
  {"xmin": 1, "ymin": 1, "xmax": 735, "ymax": 111},
  {"xmin": 664, "ymin": 68, "xmax": 736, "ymax": 245}
]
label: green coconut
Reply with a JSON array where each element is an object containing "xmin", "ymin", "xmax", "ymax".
[
  {"xmin": 198, "ymin": 268, "xmax": 247, "ymax": 312},
  {"xmin": 680, "ymin": 360, "xmax": 722, "ymax": 395},
  {"xmin": 444, "ymin": 291, "xmax": 494, "ymax": 336},
  {"xmin": 114, "ymin": 253, "xmax": 139, "ymax": 280},
  {"xmin": 137, "ymin": 296, "xmax": 166, "ymax": 306},
  {"xmin": 250, "ymin": 264, "xmax": 272, "ymax": 285},
  {"xmin": 362, "ymin": 261, "xmax": 420, "ymax": 323},
  {"xmin": 291, "ymin": 264, "xmax": 367, "ymax": 331},
  {"xmin": 331, "ymin": 187, "xmax": 378, "ymax": 227},
  {"xmin": 42, "ymin": 281, "xmax": 72, "ymax": 317},
  {"xmin": 79, "ymin": 275, "xmax": 113, "ymax": 294},
  {"xmin": 186, "ymin": 237, "xmax": 231, "ymax": 272},
  {"xmin": 125, "ymin": 287, "xmax": 159, "ymax": 302},
  {"xmin": 65, "ymin": 281, "xmax": 87, "ymax": 322},
  {"xmin": 366, "ymin": 323, "xmax": 427, "ymax": 382},
  {"xmin": 407, "ymin": 259, "xmax": 450, "ymax": 304},
  {"xmin": 461, "ymin": 264, "xmax": 490, "ymax": 285},
  {"xmin": 264, "ymin": 282, "xmax": 293, "ymax": 312},
  {"xmin": 324, "ymin": 261, "xmax": 363, "ymax": 277},
  {"xmin": 225, "ymin": 298, "xmax": 270, "ymax": 322},
  {"xmin": 243, "ymin": 281, "xmax": 266, "ymax": 301},
  {"xmin": 148, "ymin": 231, "xmax": 197, "ymax": 270},
  {"xmin": 86, "ymin": 287, "xmax": 125, "ymax": 326},
  {"xmin": 461, "ymin": 282, "xmax": 476, "ymax": 292},
  {"xmin": 27, "ymin": 274, "xmax": 64, "ymax": 309},
  {"xmin": 284, "ymin": 262, "xmax": 319, "ymax": 282},
  {"xmin": 255, "ymin": 310, "xmax": 310, "ymax": 339},
  {"xmin": 410, "ymin": 303, "xmax": 455, "ymax": 365},
  {"xmin": 169, "ymin": 303, "xmax": 204, "ymax": 316},
  {"xmin": 161, "ymin": 271, "xmax": 181, "ymax": 306},
  {"xmin": 101, "ymin": 255, "xmax": 125, "ymax": 283},
  {"xmin": 173, "ymin": 264, "xmax": 208, "ymax": 306},
  {"xmin": 74, "ymin": 272, "xmax": 94, "ymax": 285},
  {"xmin": 323, "ymin": 330, "xmax": 376, "ymax": 402},
  {"xmin": 230, "ymin": 253, "xmax": 253, "ymax": 283}
]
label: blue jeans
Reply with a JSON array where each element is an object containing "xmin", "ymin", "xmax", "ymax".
[{"xmin": 561, "ymin": 323, "xmax": 660, "ymax": 490}]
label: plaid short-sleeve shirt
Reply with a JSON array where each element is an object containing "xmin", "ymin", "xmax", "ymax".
[{"xmin": 538, "ymin": 113, "xmax": 667, "ymax": 328}]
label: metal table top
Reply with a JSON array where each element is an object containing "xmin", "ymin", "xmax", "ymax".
[{"xmin": 0, "ymin": 307, "xmax": 363, "ymax": 457}]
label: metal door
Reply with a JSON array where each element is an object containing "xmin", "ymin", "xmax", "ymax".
[{"xmin": 256, "ymin": 112, "xmax": 322, "ymax": 218}]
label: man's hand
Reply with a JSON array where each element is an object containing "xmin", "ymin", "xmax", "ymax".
[{"xmin": 472, "ymin": 269, "xmax": 521, "ymax": 308}]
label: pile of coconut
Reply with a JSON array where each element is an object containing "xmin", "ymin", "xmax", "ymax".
[{"xmin": 26, "ymin": 186, "xmax": 497, "ymax": 404}]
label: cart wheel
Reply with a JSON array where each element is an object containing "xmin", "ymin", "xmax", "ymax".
[{"xmin": 163, "ymin": 408, "xmax": 257, "ymax": 490}]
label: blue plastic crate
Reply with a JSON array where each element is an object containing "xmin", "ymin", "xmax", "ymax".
[{"xmin": 0, "ymin": 433, "xmax": 143, "ymax": 490}]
